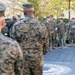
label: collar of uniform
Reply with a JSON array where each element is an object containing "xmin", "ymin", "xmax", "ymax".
[{"xmin": 26, "ymin": 16, "xmax": 34, "ymax": 19}]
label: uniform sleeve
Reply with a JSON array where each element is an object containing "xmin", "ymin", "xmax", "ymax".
[
  {"xmin": 64, "ymin": 23, "xmax": 67, "ymax": 33},
  {"xmin": 44, "ymin": 22, "xmax": 51, "ymax": 46},
  {"xmin": 14, "ymin": 42, "xmax": 23, "ymax": 75},
  {"xmin": 9, "ymin": 25, "xmax": 15, "ymax": 39},
  {"xmin": 57, "ymin": 24, "xmax": 59, "ymax": 34},
  {"xmin": 9, "ymin": 23, "xmax": 18, "ymax": 41},
  {"xmin": 41, "ymin": 24, "xmax": 49, "ymax": 55},
  {"xmin": 54, "ymin": 22, "xmax": 57, "ymax": 30},
  {"xmin": 10, "ymin": 24, "xmax": 23, "ymax": 43}
]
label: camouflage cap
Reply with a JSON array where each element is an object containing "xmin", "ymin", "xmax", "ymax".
[
  {"xmin": 22, "ymin": 2, "xmax": 34, "ymax": 11},
  {"xmin": 0, "ymin": 3, "xmax": 6, "ymax": 11}
]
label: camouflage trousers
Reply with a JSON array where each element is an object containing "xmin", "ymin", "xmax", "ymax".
[
  {"xmin": 50, "ymin": 33, "xmax": 55, "ymax": 48},
  {"xmin": 69, "ymin": 33, "xmax": 75, "ymax": 44},
  {"xmin": 59, "ymin": 34, "xmax": 66, "ymax": 46},
  {"xmin": 23, "ymin": 50, "xmax": 44, "ymax": 75}
]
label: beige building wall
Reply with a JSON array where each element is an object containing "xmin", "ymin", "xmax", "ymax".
[{"xmin": 63, "ymin": 10, "xmax": 75, "ymax": 19}]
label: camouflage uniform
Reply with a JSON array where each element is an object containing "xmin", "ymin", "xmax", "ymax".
[
  {"xmin": 0, "ymin": 33, "xmax": 23, "ymax": 75},
  {"xmin": 10, "ymin": 2, "xmax": 49, "ymax": 75},
  {"xmin": 10, "ymin": 17, "xmax": 49, "ymax": 75},
  {"xmin": 55, "ymin": 24, "xmax": 59, "ymax": 47},
  {"xmin": 70, "ymin": 22, "xmax": 75, "ymax": 45},
  {"xmin": 66, "ymin": 18, "xmax": 75, "ymax": 46},
  {"xmin": 0, "ymin": 3, "xmax": 23, "ymax": 75},
  {"xmin": 57, "ymin": 22, "xmax": 67, "ymax": 48},
  {"xmin": 44, "ymin": 17, "xmax": 56, "ymax": 50},
  {"xmin": 8, "ymin": 18, "xmax": 17, "ymax": 37},
  {"xmin": 44, "ymin": 18, "xmax": 51, "ymax": 51},
  {"xmin": 49, "ymin": 20, "xmax": 56, "ymax": 49},
  {"xmin": 66, "ymin": 21, "xmax": 71, "ymax": 44}
]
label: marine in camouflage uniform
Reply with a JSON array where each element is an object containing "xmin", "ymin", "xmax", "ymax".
[
  {"xmin": 66, "ymin": 20, "xmax": 73, "ymax": 45},
  {"xmin": 49, "ymin": 16, "xmax": 56, "ymax": 49},
  {"xmin": 69, "ymin": 18, "xmax": 75, "ymax": 46},
  {"xmin": 44, "ymin": 16, "xmax": 51, "ymax": 51},
  {"xmin": 57, "ymin": 18, "xmax": 67, "ymax": 49},
  {"xmin": 10, "ymin": 2, "xmax": 49, "ymax": 75},
  {"xmin": 0, "ymin": 3, "xmax": 23, "ymax": 75},
  {"xmin": 44, "ymin": 16, "xmax": 56, "ymax": 50}
]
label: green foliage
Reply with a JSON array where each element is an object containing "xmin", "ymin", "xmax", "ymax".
[
  {"xmin": 56, "ymin": 18, "xmax": 60, "ymax": 24},
  {"xmin": 4, "ymin": 0, "xmax": 75, "ymax": 19},
  {"xmin": 56, "ymin": 18, "xmax": 69, "ymax": 24},
  {"xmin": 63, "ymin": 18, "xmax": 69, "ymax": 23}
]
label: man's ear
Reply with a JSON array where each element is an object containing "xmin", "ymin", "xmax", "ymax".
[{"xmin": 1, "ymin": 19, "xmax": 6, "ymax": 27}]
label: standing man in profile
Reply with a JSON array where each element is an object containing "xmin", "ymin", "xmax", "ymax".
[
  {"xmin": 10, "ymin": 2, "xmax": 49, "ymax": 75},
  {"xmin": 44, "ymin": 16, "xmax": 51, "ymax": 51},
  {"xmin": 0, "ymin": 3, "xmax": 23, "ymax": 75},
  {"xmin": 69, "ymin": 18, "xmax": 75, "ymax": 46}
]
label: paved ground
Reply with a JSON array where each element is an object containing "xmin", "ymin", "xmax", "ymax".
[{"xmin": 43, "ymin": 46, "xmax": 75, "ymax": 75}]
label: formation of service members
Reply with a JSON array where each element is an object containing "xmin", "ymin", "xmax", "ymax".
[
  {"xmin": 44, "ymin": 16, "xmax": 75, "ymax": 49},
  {"xmin": 1, "ymin": 1, "xmax": 75, "ymax": 75},
  {"xmin": 2, "ymin": 12, "xmax": 75, "ymax": 51},
  {"xmin": 0, "ymin": 3, "xmax": 23, "ymax": 75},
  {"xmin": 10, "ymin": 2, "xmax": 49, "ymax": 75}
]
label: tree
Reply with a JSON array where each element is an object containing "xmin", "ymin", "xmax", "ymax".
[
  {"xmin": 63, "ymin": 0, "xmax": 75, "ymax": 19},
  {"xmin": 1, "ymin": 0, "xmax": 75, "ymax": 19},
  {"xmin": 39, "ymin": 0, "xmax": 64, "ymax": 19}
]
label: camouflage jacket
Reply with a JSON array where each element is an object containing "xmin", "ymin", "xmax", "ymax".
[
  {"xmin": 10, "ymin": 17, "xmax": 49, "ymax": 54},
  {"xmin": 70, "ymin": 22, "xmax": 75, "ymax": 34},
  {"xmin": 44, "ymin": 21, "xmax": 51, "ymax": 36},
  {"xmin": 49, "ymin": 20, "xmax": 56, "ymax": 32},
  {"xmin": 0, "ymin": 32, "xmax": 23, "ymax": 75},
  {"xmin": 57, "ymin": 22, "xmax": 67, "ymax": 35},
  {"xmin": 44, "ymin": 21, "xmax": 51, "ymax": 45}
]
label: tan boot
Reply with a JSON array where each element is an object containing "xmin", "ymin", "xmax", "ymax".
[
  {"xmin": 68, "ymin": 44, "xmax": 72, "ymax": 47},
  {"xmin": 49, "ymin": 49, "xmax": 52, "ymax": 52},
  {"xmin": 59, "ymin": 46, "xmax": 62, "ymax": 49}
]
